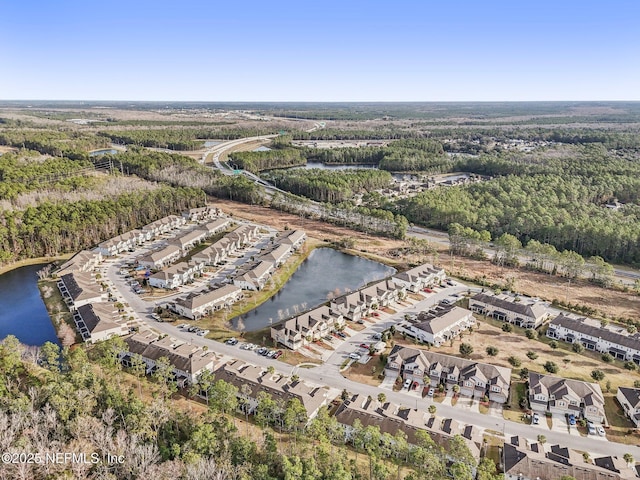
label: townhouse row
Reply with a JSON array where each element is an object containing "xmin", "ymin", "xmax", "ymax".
[
  {"xmin": 504, "ymin": 435, "xmax": 637, "ymax": 480},
  {"xmin": 547, "ymin": 313, "xmax": 640, "ymax": 364},
  {"xmin": 468, "ymin": 292, "xmax": 551, "ymax": 329}
]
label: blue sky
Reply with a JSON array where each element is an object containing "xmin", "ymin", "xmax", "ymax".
[{"xmin": 1, "ymin": 0, "xmax": 638, "ymax": 101}]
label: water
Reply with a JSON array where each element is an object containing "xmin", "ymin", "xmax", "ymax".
[
  {"xmin": 204, "ymin": 140, "xmax": 221, "ymax": 147},
  {"xmin": 0, "ymin": 264, "xmax": 60, "ymax": 346},
  {"xmin": 231, "ymin": 248, "xmax": 395, "ymax": 331},
  {"xmin": 253, "ymin": 146, "xmax": 272, "ymax": 152},
  {"xmin": 89, "ymin": 149, "xmax": 118, "ymax": 157},
  {"xmin": 294, "ymin": 162, "xmax": 379, "ymax": 171}
]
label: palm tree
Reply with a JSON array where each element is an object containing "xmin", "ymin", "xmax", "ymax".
[{"xmin": 428, "ymin": 405, "xmax": 437, "ymax": 416}]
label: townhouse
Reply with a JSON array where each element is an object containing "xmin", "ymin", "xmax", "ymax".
[
  {"xmin": 271, "ymin": 305, "xmax": 345, "ymax": 350},
  {"xmin": 141, "ymin": 215, "xmax": 186, "ymax": 239},
  {"xmin": 279, "ymin": 229, "xmax": 306, "ymax": 250},
  {"xmin": 261, "ymin": 243, "xmax": 293, "ymax": 267},
  {"xmin": 547, "ymin": 313, "xmax": 640, "ymax": 363},
  {"xmin": 57, "ymin": 272, "xmax": 106, "ymax": 310},
  {"xmin": 74, "ymin": 302, "xmax": 127, "ymax": 343},
  {"xmin": 329, "ymin": 278, "xmax": 404, "ymax": 321},
  {"xmin": 528, "ymin": 372, "xmax": 606, "ymax": 423},
  {"xmin": 227, "ymin": 224, "xmax": 261, "ymax": 247},
  {"xmin": 212, "ymin": 359, "xmax": 331, "ymax": 420},
  {"xmin": 182, "ymin": 206, "xmax": 221, "ymax": 223},
  {"xmin": 149, "ymin": 262, "xmax": 203, "ymax": 289},
  {"xmin": 504, "ymin": 435, "xmax": 636, "ymax": 480},
  {"xmin": 335, "ymin": 393, "xmax": 481, "ymax": 461},
  {"xmin": 233, "ymin": 260, "xmax": 275, "ymax": 290},
  {"xmin": 172, "ymin": 284, "xmax": 243, "ymax": 320},
  {"xmin": 191, "ymin": 237, "xmax": 234, "ymax": 266},
  {"xmin": 137, "ymin": 244, "xmax": 182, "ymax": 270},
  {"xmin": 468, "ymin": 292, "xmax": 550, "ymax": 329},
  {"xmin": 616, "ymin": 387, "xmax": 640, "ymax": 427},
  {"xmin": 385, "ymin": 346, "xmax": 511, "ymax": 403},
  {"xmin": 170, "ymin": 228, "xmax": 210, "ymax": 255},
  {"xmin": 56, "ymin": 250, "xmax": 102, "ymax": 276},
  {"xmin": 401, "ymin": 304, "xmax": 475, "ymax": 346},
  {"xmin": 392, "ymin": 263, "xmax": 446, "ymax": 293},
  {"xmin": 95, "ymin": 230, "xmax": 142, "ymax": 256},
  {"xmin": 120, "ymin": 333, "xmax": 222, "ymax": 386}
]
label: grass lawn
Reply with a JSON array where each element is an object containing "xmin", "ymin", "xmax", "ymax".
[
  {"xmin": 603, "ymin": 394, "xmax": 640, "ymax": 445},
  {"xmin": 343, "ymin": 358, "xmax": 386, "ymax": 387},
  {"xmin": 479, "ymin": 403, "xmax": 490, "ymax": 414},
  {"xmin": 503, "ymin": 382, "xmax": 529, "ymax": 424}
]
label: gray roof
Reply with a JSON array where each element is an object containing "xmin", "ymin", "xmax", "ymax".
[
  {"xmin": 471, "ymin": 293, "xmax": 548, "ymax": 319},
  {"xmin": 618, "ymin": 387, "xmax": 640, "ymax": 409},
  {"xmin": 412, "ymin": 305, "xmax": 473, "ymax": 335},
  {"xmin": 550, "ymin": 314, "xmax": 640, "ymax": 352}
]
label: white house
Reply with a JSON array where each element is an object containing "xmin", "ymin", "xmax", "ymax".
[
  {"xmin": 261, "ymin": 243, "xmax": 293, "ymax": 267},
  {"xmin": 57, "ymin": 272, "xmax": 106, "ymax": 310},
  {"xmin": 402, "ymin": 304, "xmax": 475, "ymax": 346},
  {"xmin": 547, "ymin": 313, "xmax": 640, "ymax": 363},
  {"xmin": 74, "ymin": 302, "xmax": 127, "ymax": 343},
  {"xmin": 616, "ymin": 387, "xmax": 640, "ymax": 427},
  {"xmin": 279, "ymin": 229, "xmax": 306, "ymax": 250},
  {"xmin": 56, "ymin": 250, "xmax": 102, "ymax": 276},
  {"xmin": 392, "ymin": 263, "xmax": 445, "ymax": 293},
  {"xmin": 148, "ymin": 262, "xmax": 197, "ymax": 289},
  {"xmin": 138, "ymin": 244, "xmax": 182, "ymax": 270},
  {"xmin": 233, "ymin": 261, "xmax": 275, "ymax": 290},
  {"xmin": 172, "ymin": 284, "xmax": 243, "ymax": 320}
]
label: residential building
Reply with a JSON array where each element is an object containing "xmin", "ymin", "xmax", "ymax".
[
  {"xmin": 392, "ymin": 263, "xmax": 445, "ymax": 293},
  {"xmin": 401, "ymin": 304, "xmax": 475, "ymax": 346},
  {"xmin": 212, "ymin": 359, "xmax": 331, "ymax": 420},
  {"xmin": 137, "ymin": 244, "xmax": 182, "ymax": 270},
  {"xmin": 170, "ymin": 228, "xmax": 210, "ymax": 254},
  {"xmin": 172, "ymin": 284, "xmax": 243, "ymax": 320},
  {"xmin": 182, "ymin": 206, "xmax": 221, "ymax": 222},
  {"xmin": 271, "ymin": 305, "xmax": 345, "ymax": 350},
  {"xmin": 335, "ymin": 394, "xmax": 481, "ymax": 460},
  {"xmin": 261, "ymin": 243, "xmax": 293, "ymax": 267},
  {"xmin": 616, "ymin": 387, "xmax": 640, "ymax": 427},
  {"xmin": 329, "ymin": 278, "xmax": 404, "ymax": 321},
  {"xmin": 528, "ymin": 372, "xmax": 606, "ymax": 423},
  {"xmin": 468, "ymin": 292, "xmax": 550, "ymax": 328},
  {"xmin": 74, "ymin": 302, "xmax": 127, "ymax": 343},
  {"xmin": 56, "ymin": 250, "xmax": 102, "ymax": 276},
  {"xmin": 57, "ymin": 272, "xmax": 106, "ymax": 310},
  {"xmin": 148, "ymin": 262, "xmax": 199, "ymax": 289},
  {"xmin": 385, "ymin": 346, "xmax": 511, "ymax": 403},
  {"xmin": 120, "ymin": 333, "xmax": 221, "ymax": 386},
  {"xmin": 233, "ymin": 261, "xmax": 275, "ymax": 290},
  {"xmin": 227, "ymin": 224, "xmax": 260, "ymax": 246},
  {"xmin": 95, "ymin": 230, "xmax": 142, "ymax": 256},
  {"xmin": 279, "ymin": 229, "xmax": 306, "ymax": 250},
  {"xmin": 547, "ymin": 313, "xmax": 640, "ymax": 363},
  {"xmin": 504, "ymin": 436, "xmax": 636, "ymax": 480}
]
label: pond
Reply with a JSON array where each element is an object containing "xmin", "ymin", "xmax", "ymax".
[
  {"xmin": 89, "ymin": 149, "xmax": 119, "ymax": 157},
  {"xmin": 230, "ymin": 248, "xmax": 395, "ymax": 331},
  {"xmin": 0, "ymin": 264, "xmax": 60, "ymax": 346},
  {"xmin": 294, "ymin": 162, "xmax": 379, "ymax": 171}
]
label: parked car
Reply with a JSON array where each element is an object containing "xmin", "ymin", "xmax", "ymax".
[
  {"xmin": 427, "ymin": 387, "xmax": 435, "ymax": 397},
  {"xmin": 225, "ymin": 338, "xmax": 239, "ymax": 345},
  {"xmin": 371, "ymin": 333, "xmax": 382, "ymax": 340},
  {"xmin": 349, "ymin": 353, "xmax": 361, "ymax": 360},
  {"xmin": 596, "ymin": 425, "xmax": 606, "ymax": 436},
  {"xmin": 372, "ymin": 312, "xmax": 380, "ymax": 317},
  {"xmin": 568, "ymin": 414, "xmax": 576, "ymax": 426},
  {"xmin": 256, "ymin": 347, "xmax": 267, "ymax": 355},
  {"xmin": 403, "ymin": 378, "xmax": 411, "ymax": 389},
  {"xmin": 273, "ymin": 350, "xmax": 283, "ymax": 359},
  {"xmin": 532, "ymin": 413, "xmax": 540, "ymax": 425},
  {"xmin": 337, "ymin": 332, "xmax": 347, "ymax": 338},
  {"xmin": 424, "ymin": 288, "xmax": 433, "ymax": 293},
  {"xmin": 587, "ymin": 422, "xmax": 597, "ymax": 435},
  {"xmin": 267, "ymin": 350, "xmax": 277, "ymax": 358},
  {"xmin": 359, "ymin": 343, "xmax": 369, "ymax": 349}
]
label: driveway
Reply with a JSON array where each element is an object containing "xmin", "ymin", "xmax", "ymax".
[
  {"xmin": 550, "ymin": 414, "xmax": 570, "ymax": 434},
  {"xmin": 441, "ymin": 390, "xmax": 454, "ymax": 406}
]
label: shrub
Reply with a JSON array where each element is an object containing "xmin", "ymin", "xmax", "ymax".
[
  {"xmin": 459, "ymin": 343, "xmax": 473, "ymax": 357},
  {"xmin": 502, "ymin": 323, "xmax": 513, "ymax": 333},
  {"xmin": 624, "ymin": 361, "xmax": 637, "ymax": 371},
  {"xmin": 601, "ymin": 353, "xmax": 614, "ymax": 363},
  {"xmin": 526, "ymin": 351, "xmax": 538, "ymax": 360},
  {"xmin": 525, "ymin": 329, "xmax": 537, "ymax": 340},
  {"xmin": 486, "ymin": 346, "xmax": 499, "ymax": 357},
  {"xmin": 549, "ymin": 340, "xmax": 558, "ymax": 349},
  {"xmin": 591, "ymin": 369, "xmax": 605, "ymax": 381},
  {"xmin": 544, "ymin": 361, "xmax": 559, "ymax": 373},
  {"xmin": 519, "ymin": 367, "xmax": 529, "ymax": 380},
  {"xmin": 572, "ymin": 343, "xmax": 584, "ymax": 353},
  {"xmin": 508, "ymin": 356, "xmax": 521, "ymax": 367}
]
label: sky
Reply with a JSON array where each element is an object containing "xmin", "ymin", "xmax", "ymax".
[{"xmin": 0, "ymin": 0, "xmax": 639, "ymax": 102}]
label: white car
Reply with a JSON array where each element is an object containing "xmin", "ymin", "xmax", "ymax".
[
  {"xmin": 596, "ymin": 425, "xmax": 606, "ymax": 436},
  {"xmin": 403, "ymin": 378, "xmax": 412, "ymax": 389},
  {"xmin": 587, "ymin": 422, "xmax": 597, "ymax": 435},
  {"xmin": 349, "ymin": 353, "xmax": 361, "ymax": 360},
  {"xmin": 532, "ymin": 413, "xmax": 540, "ymax": 425}
]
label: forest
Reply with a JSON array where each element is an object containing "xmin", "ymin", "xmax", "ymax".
[
  {"xmin": 0, "ymin": 336, "xmax": 497, "ymax": 480},
  {"xmin": 264, "ymin": 170, "xmax": 393, "ymax": 204}
]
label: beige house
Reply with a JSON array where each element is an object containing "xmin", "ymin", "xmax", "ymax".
[
  {"xmin": 74, "ymin": 302, "xmax": 127, "ymax": 343},
  {"xmin": 233, "ymin": 261, "xmax": 275, "ymax": 290},
  {"xmin": 56, "ymin": 250, "xmax": 102, "ymax": 276},
  {"xmin": 468, "ymin": 292, "xmax": 550, "ymax": 329},
  {"xmin": 57, "ymin": 272, "xmax": 106, "ymax": 310},
  {"xmin": 401, "ymin": 304, "xmax": 475, "ymax": 346},
  {"xmin": 385, "ymin": 346, "xmax": 511, "ymax": 403},
  {"xmin": 271, "ymin": 305, "xmax": 345, "ymax": 350},
  {"xmin": 172, "ymin": 284, "xmax": 243, "ymax": 320},
  {"xmin": 392, "ymin": 263, "xmax": 446, "ymax": 293},
  {"xmin": 528, "ymin": 372, "xmax": 606, "ymax": 423},
  {"xmin": 138, "ymin": 244, "xmax": 182, "ymax": 270}
]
